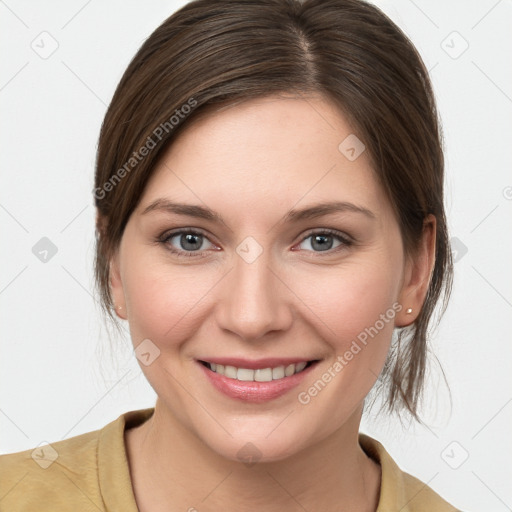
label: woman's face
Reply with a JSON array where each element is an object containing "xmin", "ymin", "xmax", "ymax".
[{"xmin": 111, "ymin": 95, "xmax": 424, "ymax": 462}]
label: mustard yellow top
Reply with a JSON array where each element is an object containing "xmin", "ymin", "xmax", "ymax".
[{"xmin": 0, "ymin": 408, "xmax": 459, "ymax": 511}]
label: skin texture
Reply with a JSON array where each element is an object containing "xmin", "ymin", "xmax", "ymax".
[{"xmin": 110, "ymin": 95, "xmax": 436, "ymax": 511}]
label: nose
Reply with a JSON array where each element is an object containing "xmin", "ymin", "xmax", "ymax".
[{"xmin": 215, "ymin": 247, "xmax": 293, "ymax": 342}]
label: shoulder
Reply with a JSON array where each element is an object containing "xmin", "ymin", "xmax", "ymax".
[
  {"xmin": 358, "ymin": 433, "xmax": 461, "ymax": 512},
  {"xmin": 398, "ymin": 470, "xmax": 460, "ymax": 511},
  {"xmin": 0, "ymin": 408, "xmax": 153, "ymax": 512},
  {"xmin": 0, "ymin": 423, "xmax": 105, "ymax": 511}
]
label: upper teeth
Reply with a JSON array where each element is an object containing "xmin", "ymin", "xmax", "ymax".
[{"xmin": 208, "ymin": 362, "xmax": 308, "ymax": 382}]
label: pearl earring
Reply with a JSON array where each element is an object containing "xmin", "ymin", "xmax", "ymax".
[{"xmin": 406, "ymin": 308, "xmax": 413, "ymax": 314}]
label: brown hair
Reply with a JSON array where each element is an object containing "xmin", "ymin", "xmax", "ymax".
[{"xmin": 94, "ymin": 0, "xmax": 453, "ymax": 421}]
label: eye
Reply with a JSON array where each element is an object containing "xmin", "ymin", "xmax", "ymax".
[
  {"xmin": 295, "ymin": 229, "xmax": 353, "ymax": 254},
  {"xmin": 158, "ymin": 227, "xmax": 353, "ymax": 259},
  {"xmin": 159, "ymin": 229, "xmax": 217, "ymax": 258}
]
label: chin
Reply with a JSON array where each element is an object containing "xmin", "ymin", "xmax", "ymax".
[
  {"xmin": 207, "ymin": 433, "xmax": 307, "ymax": 465},
  {"xmin": 188, "ymin": 412, "xmax": 326, "ymax": 465}
]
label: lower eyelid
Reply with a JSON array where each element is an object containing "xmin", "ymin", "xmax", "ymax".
[{"xmin": 292, "ymin": 233, "xmax": 353, "ymax": 256}]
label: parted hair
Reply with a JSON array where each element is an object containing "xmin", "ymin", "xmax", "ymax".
[{"xmin": 94, "ymin": 0, "xmax": 453, "ymax": 421}]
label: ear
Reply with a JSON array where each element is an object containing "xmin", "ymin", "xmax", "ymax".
[
  {"xmin": 97, "ymin": 211, "xmax": 127, "ymax": 320},
  {"xmin": 395, "ymin": 214, "xmax": 436, "ymax": 327},
  {"xmin": 110, "ymin": 249, "xmax": 128, "ymax": 320}
]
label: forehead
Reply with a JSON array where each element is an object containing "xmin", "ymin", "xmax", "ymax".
[{"xmin": 138, "ymin": 95, "xmax": 392, "ymax": 227}]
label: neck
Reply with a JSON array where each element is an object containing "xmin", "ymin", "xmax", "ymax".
[{"xmin": 125, "ymin": 401, "xmax": 381, "ymax": 512}]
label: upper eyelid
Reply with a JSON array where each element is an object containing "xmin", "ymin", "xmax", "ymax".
[{"xmin": 161, "ymin": 227, "xmax": 217, "ymax": 244}]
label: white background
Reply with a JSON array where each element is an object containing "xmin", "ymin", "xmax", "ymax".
[{"xmin": 1, "ymin": 1, "xmax": 511, "ymax": 510}]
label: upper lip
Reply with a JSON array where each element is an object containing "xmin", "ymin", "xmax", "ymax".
[{"xmin": 198, "ymin": 357, "xmax": 319, "ymax": 370}]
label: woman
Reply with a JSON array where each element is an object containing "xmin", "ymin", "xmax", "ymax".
[{"xmin": 0, "ymin": 0, "xmax": 460, "ymax": 510}]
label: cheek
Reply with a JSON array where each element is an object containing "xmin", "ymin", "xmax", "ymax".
[
  {"xmin": 288, "ymin": 261, "xmax": 402, "ymax": 434},
  {"xmin": 295, "ymin": 257, "xmax": 400, "ymax": 338},
  {"xmin": 290, "ymin": 257, "xmax": 401, "ymax": 389},
  {"xmin": 121, "ymin": 250, "xmax": 222, "ymax": 348},
  {"xmin": 123, "ymin": 243, "xmax": 402, "ymax": 356}
]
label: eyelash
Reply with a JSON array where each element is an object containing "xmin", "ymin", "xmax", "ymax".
[{"xmin": 157, "ymin": 228, "xmax": 353, "ymax": 259}]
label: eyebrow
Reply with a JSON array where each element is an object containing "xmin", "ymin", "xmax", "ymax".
[{"xmin": 141, "ymin": 198, "xmax": 376, "ymax": 224}]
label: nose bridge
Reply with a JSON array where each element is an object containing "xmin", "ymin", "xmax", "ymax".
[{"xmin": 216, "ymin": 238, "xmax": 290, "ymax": 340}]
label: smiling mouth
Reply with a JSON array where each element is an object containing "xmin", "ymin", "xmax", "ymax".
[{"xmin": 199, "ymin": 360, "xmax": 318, "ymax": 382}]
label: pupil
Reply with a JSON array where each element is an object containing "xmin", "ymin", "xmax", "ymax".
[
  {"xmin": 182, "ymin": 233, "xmax": 201, "ymax": 251},
  {"xmin": 312, "ymin": 234, "xmax": 332, "ymax": 251}
]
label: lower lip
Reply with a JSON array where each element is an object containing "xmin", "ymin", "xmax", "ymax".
[{"xmin": 198, "ymin": 361, "xmax": 317, "ymax": 403}]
